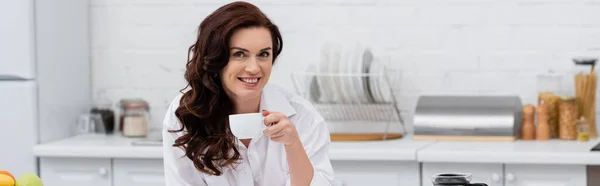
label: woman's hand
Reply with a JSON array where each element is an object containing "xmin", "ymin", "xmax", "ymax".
[{"xmin": 262, "ymin": 110, "xmax": 300, "ymax": 146}]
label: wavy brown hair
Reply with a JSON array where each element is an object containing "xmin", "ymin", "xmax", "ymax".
[{"xmin": 169, "ymin": 1, "xmax": 283, "ymax": 176}]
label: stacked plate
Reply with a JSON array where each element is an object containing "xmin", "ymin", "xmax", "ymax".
[{"xmin": 306, "ymin": 42, "xmax": 394, "ymax": 104}]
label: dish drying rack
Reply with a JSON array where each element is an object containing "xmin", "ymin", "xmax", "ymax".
[{"xmin": 290, "ymin": 68, "xmax": 406, "ymax": 141}]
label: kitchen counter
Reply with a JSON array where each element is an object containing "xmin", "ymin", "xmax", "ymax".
[
  {"xmin": 417, "ymin": 137, "xmax": 600, "ymax": 165},
  {"xmin": 33, "ymin": 133, "xmax": 433, "ymax": 161},
  {"xmin": 33, "ymin": 134, "xmax": 600, "ymax": 186},
  {"xmin": 34, "ymin": 134, "xmax": 600, "ymax": 165}
]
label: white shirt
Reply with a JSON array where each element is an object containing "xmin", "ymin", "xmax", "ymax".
[{"xmin": 162, "ymin": 84, "xmax": 335, "ymax": 186}]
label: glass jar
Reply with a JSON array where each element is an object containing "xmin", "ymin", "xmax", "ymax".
[
  {"xmin": 537, "ymin": 73, "xmax": 563, "ymax": 96},
  {"xmin": 571, "ymin": 57, "xmax": 598, "ymax": 138},
  {"xmin": 119, "ymin": 99, "xmax": 150, "ymax": 137},
  {"xmin": 536, "ymin": 73, "xmax": 565, "ymax": 138},
  {"xmin": 559, "ymin": 97, "xmax": 578, "ymax": 140}
]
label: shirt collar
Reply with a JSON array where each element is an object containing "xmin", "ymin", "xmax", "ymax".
[{"xmin": 258, "ymin": 84, "xmax": 297, "ymax": 117}]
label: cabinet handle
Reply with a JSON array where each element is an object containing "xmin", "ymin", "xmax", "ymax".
[
  {"xmin": 491, "ymin": 173, "xmax": 500, "ymax": 182},
  {"xmin": 98, "ymin": 167, "xmax": 108, "ymax": 176},
  {"xmin": 506, "ymin": 173, "xmax": 515, "ymax": 182}
]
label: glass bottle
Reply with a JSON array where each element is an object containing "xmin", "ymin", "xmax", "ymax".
[{"xmin": 578, "ymin": 116, "xmax": 590, "ymax": 142}]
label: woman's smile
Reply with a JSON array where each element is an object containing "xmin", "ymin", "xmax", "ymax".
[{"xmin": 238, "ymin": 76, "xmax": 261, "ymax": 87}]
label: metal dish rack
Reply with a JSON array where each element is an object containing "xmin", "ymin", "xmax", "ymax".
[{"xmin": 290, "ymin": 67, "xmax": 406, "ymax": 140}]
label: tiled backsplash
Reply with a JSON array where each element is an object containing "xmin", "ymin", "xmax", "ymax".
[{"xmin": 91, "ymin": 0, "xmax": 600, "ymax": 132}]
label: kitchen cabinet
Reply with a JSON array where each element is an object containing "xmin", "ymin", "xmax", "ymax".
[
  {"xmin": 39, "ymin": 157, "xmax": 419, "ymax": 186},
  {"xmin": 504, "ymin": 164, "xmax": 585, "ymax": 186},
  {"xmin": 421, "ymin": 162, "xmax": 503, "ymax": 186},
  {"xmin": 421, "ymin": 163, "xmax": 587, "ymax": 186},
  {"xmin": 113, "ymin": 159, "xmax": 166, "ymax": 186},
  {"xmin": 36, "ymin": 158, "xmax": 592, "ymax": 186},
  {"xmin": 40, "ymin": 158, "xmax": 165, "ymax": 186},
  {"xmin": 39, "ymin": 158, "xmax": 112, "ymax": 186},
  {"xmin": 332, "ymin": 161, "xmax": 420, "ymax": 186}
]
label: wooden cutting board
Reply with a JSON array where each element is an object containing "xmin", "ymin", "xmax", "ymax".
[
  {"xmin": 412, "ymin": 135, "xmax": 516, "ymax": 141},
  {"xmin": 330, "ymin": 133, "xmax": 403, "ymax": 141}
]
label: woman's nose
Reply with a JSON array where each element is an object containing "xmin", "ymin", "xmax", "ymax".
[{"xmin": 245, "ymin": 57, "xmax": 260, "ymax": 73}]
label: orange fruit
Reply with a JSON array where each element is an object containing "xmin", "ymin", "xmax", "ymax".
[
  {"xmin": 0, "ymin": 174, "xmax": 15, "ymax": 186},
  {"xmin": 0, "ymin": 171, "xmax": 14, "ymax": 182}
]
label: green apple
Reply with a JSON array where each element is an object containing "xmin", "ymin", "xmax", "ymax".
[{"xmin": 15, "ymin": 173, "xmax": 43, "ymax": 186}]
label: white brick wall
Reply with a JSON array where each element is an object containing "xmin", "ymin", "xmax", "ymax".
[{"xmin": 91, "ymin": 0, "xmax": 600, "ymax": 133}]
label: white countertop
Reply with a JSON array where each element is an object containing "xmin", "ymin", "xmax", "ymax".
[
  {"xmin": 33, "ymin": 134, "xmax": 433, "ymax": 161},
  {"xmin": 34, "ymin": 134, "xmax": 600, "ymax": 165},
  {"xmin": 417, "ymin": 138, "xmax": 600, "ymax": 165}
]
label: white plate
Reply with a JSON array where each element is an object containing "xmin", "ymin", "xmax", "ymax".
[
  {"xmin": 339, "ymin": 43, "xmax": 355, "ymax": 103},
  {"xmin": 361, "ymin": 46, "xmax": 375, "ymax": 103},
  {"xmin": 369, "ymin": 59, "xmax": 383, "ymax": 103},
  {"xmin": 327, "ymin": 43, "xmax": 342, "ymax": 103},
  {"xmin": 316, "ymin": 42, "xmax": 331, "ymax": 103},
  {"xmin": 344, "ymin": 42, "xmax": 359, "ymax": 103},
  {"xmin": 352, "ymin": 43, "xmax": 368, "ymax": 103}
]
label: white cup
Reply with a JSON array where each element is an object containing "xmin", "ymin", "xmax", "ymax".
[{"xmin": 228, "ymin": 113, "xmax": 267, "ymax": 139}]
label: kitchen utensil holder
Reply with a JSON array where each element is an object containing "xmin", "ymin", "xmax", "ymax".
[{"xmin": 290, "ymin": 68, "xmax": 406, "ymax": 140}]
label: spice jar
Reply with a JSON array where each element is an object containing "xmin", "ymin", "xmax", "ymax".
[
  {"xmin": 119, "ymin": 99, "xmax": 150, "ymax": 137},
  {"xmin": 558, "ymin": 97, "xmax": 578, "ymax": 140}
]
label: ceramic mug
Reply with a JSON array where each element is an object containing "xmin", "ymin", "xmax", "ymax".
[{"xmin": 228, "ymin": 113, "xmax": 267, "ymax": 139}]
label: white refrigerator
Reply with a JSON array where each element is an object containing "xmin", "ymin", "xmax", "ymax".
[
  {"xmin": 1, "ymin": 0, "xmax": 91, "ymax": 177},
  {"xmin": 0, "ymin": 0, "xmax": 38, "ymax": 177},
  {"xmin": 0, "ymin": 79, "xmax": 38, "ymax": 177}
]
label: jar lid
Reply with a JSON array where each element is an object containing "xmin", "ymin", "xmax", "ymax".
[{"xmin": 120, "ymin": 99, "xmax": 149, "ymax": 109}]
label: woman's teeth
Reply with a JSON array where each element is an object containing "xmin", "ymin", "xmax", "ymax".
[{"xmin": 240, "ymin": 78, "xmax": 259, "ymax": 83}]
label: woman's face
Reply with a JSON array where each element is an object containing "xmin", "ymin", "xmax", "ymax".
[{"xmin": 221, "ymin": 27, "xmax": 274, "ymax": 101}]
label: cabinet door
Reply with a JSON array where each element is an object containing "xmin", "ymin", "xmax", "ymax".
[
  {"xmin": 421, "ymin": 162, "xmax": 503, "ymax": 186},
  {"xmin": 504, "ymin": 164, "xmax": 586, "ymax": 186},
  {"xmin": 113, "ymin": 159, "xmax": 165, "ymax": 186},
  {"xmin": 40, "ymin": 158, "xmax": 112, "ymax": 186},
  {"xmin": 332, "ymin": 161, "xmax": 419, "ymax": 186}
]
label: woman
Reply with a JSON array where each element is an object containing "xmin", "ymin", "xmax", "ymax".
[{"xmin": 162, "ymin": 1, "xmax": 335, "ymax": 186}]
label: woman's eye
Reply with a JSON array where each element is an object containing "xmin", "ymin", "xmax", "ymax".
[
  {"xmin": 233, "ymin": 51, "xmax": 245, "ymax": 57},
  {"xmin": 259, "ymin": 52, "xmax": 270, "ymax": 57}
]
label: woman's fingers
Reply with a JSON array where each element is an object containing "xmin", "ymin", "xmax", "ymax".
[
  {"xmin": 260, "ymin": 110, "xmax": 300, "ymax": 146},
  {"xmin": 270, "ymin": 127, "xmax": 293, "ymax": 138},
  {"xmin": 263, "ymin": 121, "xmax": 286, "ymax": 136},
  {"xmin": 263, "ymin": 111, "xmax": 284, "ymax": 126},
  {"xmin": 261, "ymin": 110, "xmax": 270, "ymax": 116}
]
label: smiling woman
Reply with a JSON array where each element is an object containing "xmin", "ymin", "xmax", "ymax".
[
  {"xmin": 162, "ymin": 1, "xmax": 335, "ymax": 186},
  {"xmin": 222, "ymin": 27, "xmax": 275, "ymax": 101}
]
